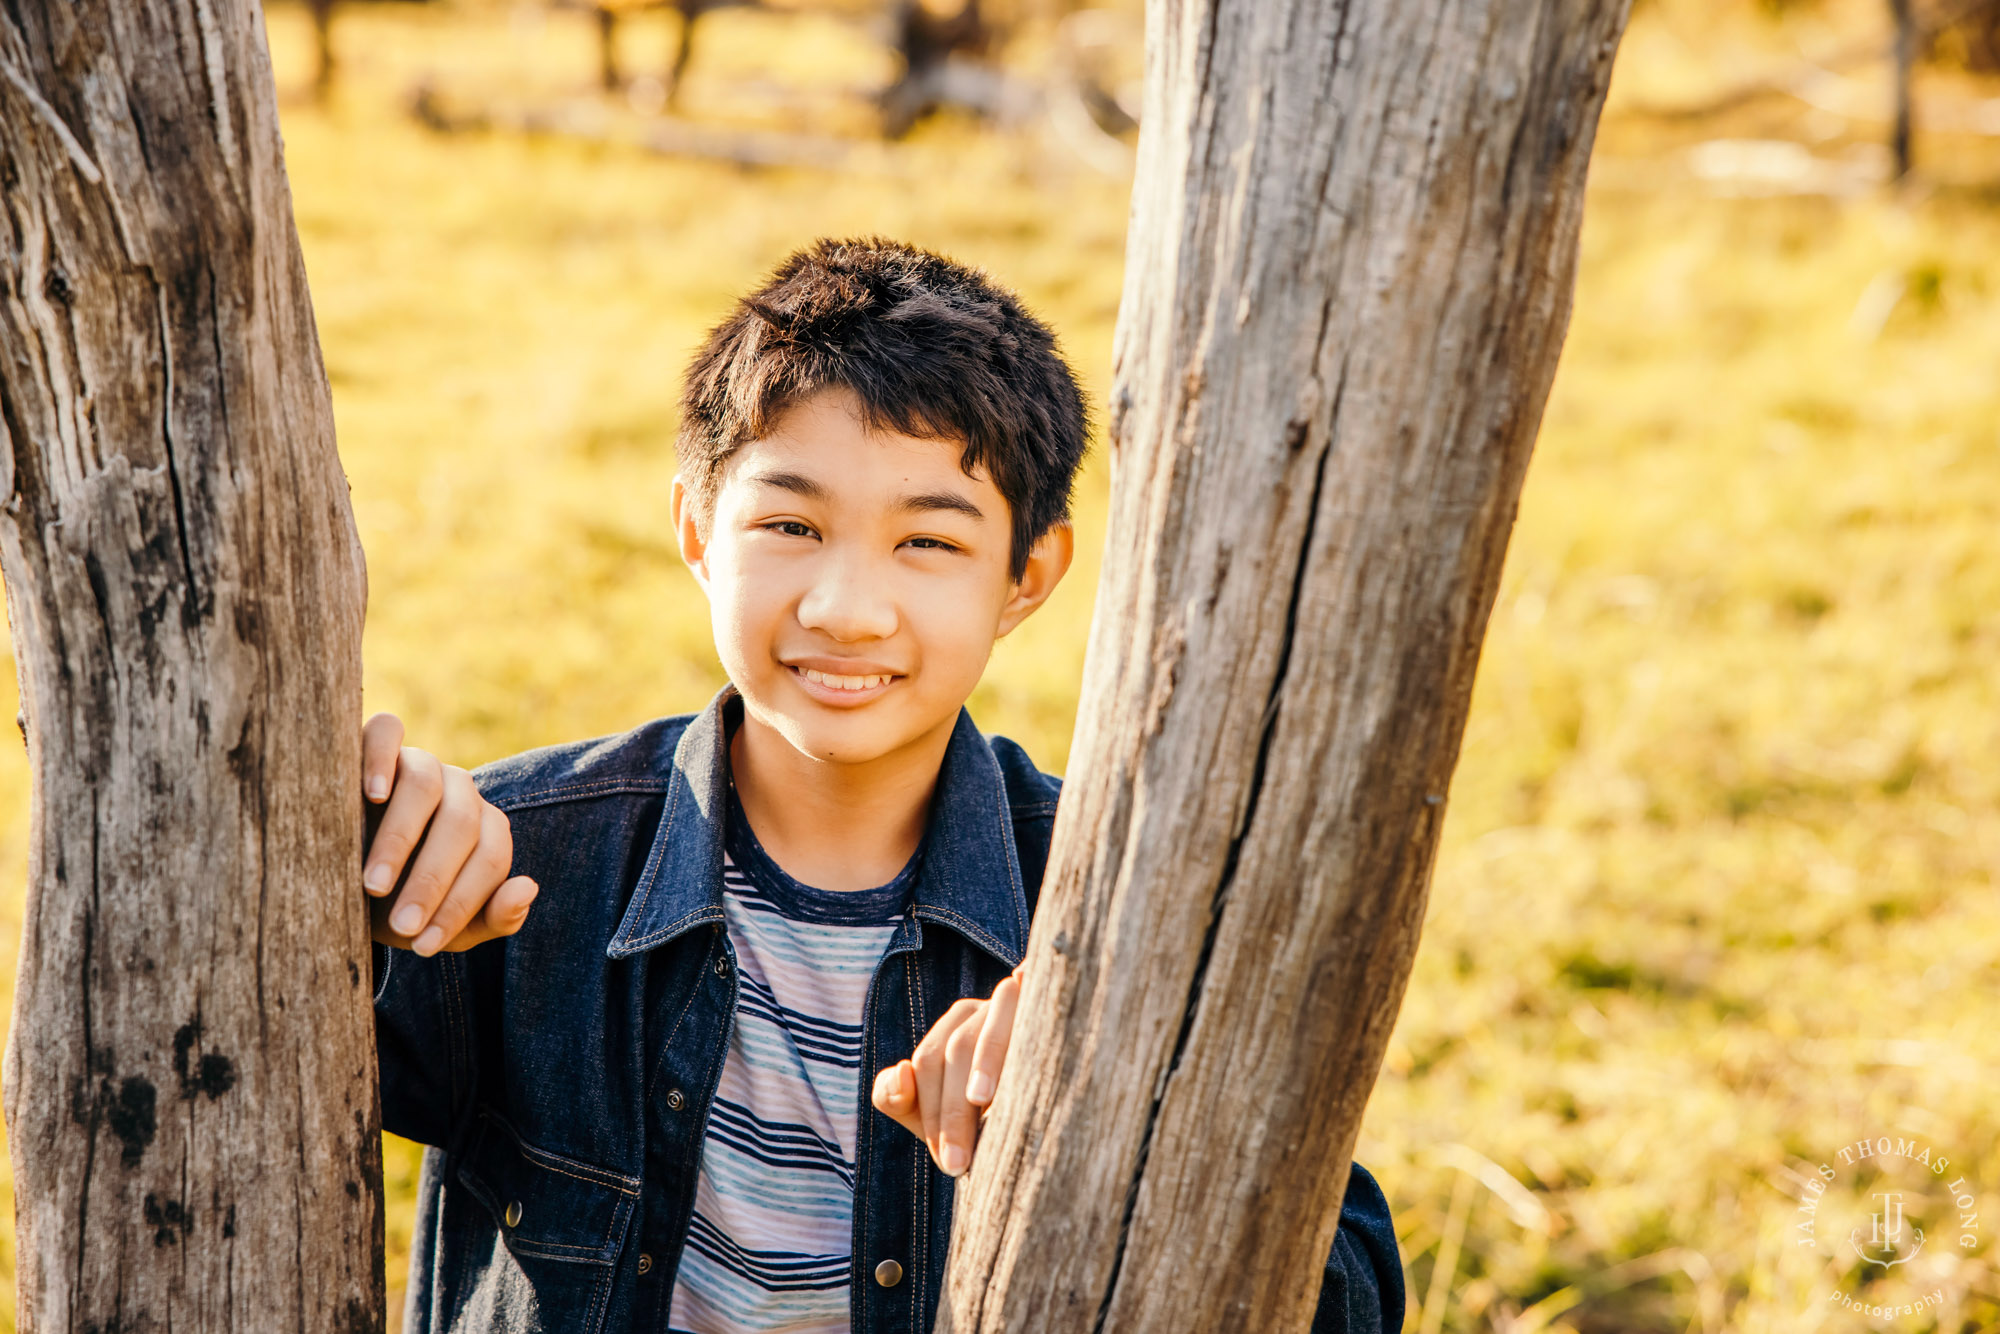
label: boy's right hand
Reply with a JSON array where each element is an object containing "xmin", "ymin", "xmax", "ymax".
[{"xmin": 363, "ymin": 712, "xmax": 539, "ymax": 957}]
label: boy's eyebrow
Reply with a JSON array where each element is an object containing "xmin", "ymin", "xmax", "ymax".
[
  {"xmin": 894, "ymin": 489, "xmax": 987, "ymax": 522},
  {"xmin": 744, "ymin": 469, "xmax": 831, "ymax": 502},
  {"xmin": 748, "ymin": 469, "xmax": 987, "ymax": 523}
]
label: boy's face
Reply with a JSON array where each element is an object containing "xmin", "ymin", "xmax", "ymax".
[{"xmin": 673, "ymin": 386, "xmax": 1072, "ymax": 768}]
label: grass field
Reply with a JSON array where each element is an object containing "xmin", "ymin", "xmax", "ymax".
[{"xmin": 1, "ymin": 0, "xmax": 1997, "ymax": 1329}]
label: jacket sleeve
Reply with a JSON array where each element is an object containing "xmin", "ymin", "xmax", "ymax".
[
  {"xmin": 1311, "ymin": 1162, "xmax": 1406, "ymax": 1334},
  {"xmin": 373, "ymin": 942, "xmax": 481, "ymax": 1149}
]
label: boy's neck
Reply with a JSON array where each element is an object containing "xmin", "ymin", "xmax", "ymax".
[{"xmin": 727, "ymin": 703, "xmax": 953, "ymax": 893}]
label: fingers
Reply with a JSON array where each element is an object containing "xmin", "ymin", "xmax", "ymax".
[
  {"xmin": 364, "ymin": 747, "xmax": 443, "ymax": 897},
  {"xmin": 361, "ymin": 713, "xmax": 405, "ymax": 804},
  {"xmin": 411, "ymin": 802, "xmax": 516, "ymax": 956},
  {"xmin": 871, "ymin": 1060, "xmax": 924, "ymax": 1144},
  {"xmin": 966, "ymin": 974, "xmax": 1021, "ymax": 1108},
  {"xmin": 909, "ymin": 998, "xmax": 985, "ymax": 1177},
  {"xmin": 440, "ymin": 875, "xmax": 541, "ymax": 953},
  {"xmin": 383, "ymin": 764, "xmax": 482, "ymax": 947},
  {"xmin": 935, "ymin": 1014, "xmax": 982, "ymax": 1176},
  {"xmin": 872, "ymin": 971, "xmax": 1033, "ymax": 1178}
]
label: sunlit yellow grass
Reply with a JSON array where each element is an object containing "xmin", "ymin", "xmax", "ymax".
[{"xmin": 0, "ymin": 1, "xmax": 1995, "ymax": 1330}]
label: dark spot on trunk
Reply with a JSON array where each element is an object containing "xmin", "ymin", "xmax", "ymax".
[
  {"xmin": 172, "ymin": 1020, "xmax": 198, "ymax": 1082},
  {"xmin": 226, "ymin": 734, "xmax": 256, "ymax": 786},
  {"xmin": 107, "ymin": 1076, "xmax": 156, "ymax": 1167},
  {"xmin": 343, "ymin": 1298, "xmax": 374, "ymax": 1334},
  {"xmin": 345, "ymin": 1178, "xmax": 360, "ymax": 1198},
  {"xmin": 135, "ymin": 584, "xmax": 172, "ymax": 643},
  {"xmin": 193, "ymin": 1053, "xmax": 235, "ymax": 1098},
  {"xmin": 43, "ymin": 266, "xmax": 72, "ymax": 305},
  {"xmin": 232, "ymin": 598, "xmax": 262, "ymax": 647},
  {"xmin": 174, "ymin": 1017, "xmax": 236, "ymax": 1098},
  {"xmin": 82, "ymin": 550, "xmax": 112, "ymax": 623},
  {"xmin": 222, "ymin": 1202, "xmax": 237, "ymax": 1238},
  {"xmin": 143, "ymin": 1192, "xmax": 191, "ymax": 1245},
  {"xmin": 348, "ymin": 958, "xmax": 361, "ymax": 988}
]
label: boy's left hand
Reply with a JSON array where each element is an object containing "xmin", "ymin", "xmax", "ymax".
[{"xmin": 870, "ymin": 969, "xmax": 1023, "ymax": 1178}]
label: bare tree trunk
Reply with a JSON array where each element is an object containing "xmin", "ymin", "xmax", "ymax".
[
  {"xmin": 1890, "ymin": 0, "xmax": 1916, "ymax": 178},
  {"xmin": 311, "ymin": 0, "xmax": 339, "ymax": 104},
  {"xmin": 0, "ymin": 3, "xmax": 380, "ymax": 1331},
  {"xmin": 938, "ymin": 2, "xmax": 1629, "ymax": 1331},
  {"xmin": 597, "ymin": 6, "xmax": 623, "ymax": 92},
  {"xmin": 668, "ymin": 0, "xmax": 700, "ymax": 106}
]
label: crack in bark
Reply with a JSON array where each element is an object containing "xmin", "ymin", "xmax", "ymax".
[
  {"xmin": 73, "ymin": 791, "xmax": 102, "ymax": 1322},
  {"xmin": 205, "ymin": 260, "xmax": 232, "ymax": 480},
  {"xmin": 1091, "ymin": 431, "xmax": 1337, "ymax": 1333},
  {"xmin": 153, "ymin": 275, "xmax": 203, "ymax": 610}
]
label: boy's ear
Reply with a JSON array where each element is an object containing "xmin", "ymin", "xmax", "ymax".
[
  {"xmin": 996, "ymin": 522, "xmax": 1074, "ymax": 638},
  {"xmin": 670, "ymin": 474, "xmax": 712, "ymax": 592}
]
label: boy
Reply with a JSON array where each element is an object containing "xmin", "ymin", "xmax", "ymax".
[{"xmin": 362, "ymin": 237, "xmax": 1404, "ymax": 1333}]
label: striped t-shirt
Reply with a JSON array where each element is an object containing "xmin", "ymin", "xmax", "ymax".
[{"xmin": 667, "ymin": 797, "xmax": 917, "ymax": 1334}]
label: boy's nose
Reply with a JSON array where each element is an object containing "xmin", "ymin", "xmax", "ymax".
[{"xmin": 795, "ymin": 552, "xmax": 898, "ymax": 642}]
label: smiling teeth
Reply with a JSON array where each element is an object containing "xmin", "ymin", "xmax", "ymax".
[{"xmin": 801, "ymin": 668, "xmax": 893, "ymax": 691}]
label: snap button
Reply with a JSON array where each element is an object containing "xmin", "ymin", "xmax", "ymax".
[
  {"xmin": 714, "ymin": 954, "xmax": 731, "ymax": 977},
  {"xmin": 666, "ymin": 1088, "xmax": 686, "ymax": 1111},
  {"xmin": 637, "ymin": 1252, "xmax": 654, "ymax": 1276},
  {"xmin": 874, "ymin": 1258, "xmax": 903, "ymax": 1288},
  {"xmin": 503, "ymin": 1200, "xmax": 522, "ymax": 1228}
]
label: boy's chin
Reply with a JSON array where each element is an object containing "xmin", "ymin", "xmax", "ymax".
[{"xmin": 755, "ymin": 693, "xmax": 952, "ymax": 768}]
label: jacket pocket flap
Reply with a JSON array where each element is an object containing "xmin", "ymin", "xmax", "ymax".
[{"xmin": 456, "ymin": 1111, "xmax": 639, "ymax": 1265}]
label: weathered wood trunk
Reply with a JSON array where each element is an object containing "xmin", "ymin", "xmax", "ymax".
[
  {"xmin": 0, "ymin": 4, "xmax": 380, "ymax": 1330},
  {"xmin": 939, "ymin": 2, "xmax": 1629, "ymax": 1330}
]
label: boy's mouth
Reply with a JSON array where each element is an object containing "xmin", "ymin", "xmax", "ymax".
[{"xmin": 786, "ymin": 663, "xmax": 901, "ymax": 704}]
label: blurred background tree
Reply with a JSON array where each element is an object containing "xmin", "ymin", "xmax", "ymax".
[{"xmin": 1, "ymin": 0, "xmax": 1997, "ymax": 1330}]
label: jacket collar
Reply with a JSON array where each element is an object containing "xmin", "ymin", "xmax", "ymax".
[{"xmin": 607, "ymin": 685, "xmax": 1030, "ymax": 967}]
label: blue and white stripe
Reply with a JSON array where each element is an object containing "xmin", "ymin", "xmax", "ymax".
[{"xmin": 667, "ymin": 842, "xmax": 906, "ymax": 1334}]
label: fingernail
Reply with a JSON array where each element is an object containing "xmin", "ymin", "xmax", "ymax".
[
  {"xmin": 413, "ymin": 927, "xmax": 444, "ymax": 956},
  {"xmin": 391, "ymin": 903, "xmax": 424, "ymax": 936},
  {"xmin": 367, "ymin": 777, "xmax": 389, "ymax": 801},
  {"xmin": 941, "ymin": 1143, "xmax": 968, "ymax": 1176},
  {"xmin": 967, "ymin": 1072, "xmax": 995, "ymax": 1104},
  {"xmin": 364, "ymin": 863, "xmax": 392, "ymax": 894}
]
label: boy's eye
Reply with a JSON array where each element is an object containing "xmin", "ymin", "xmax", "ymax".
[
  {"xmin": 764, "ymin": 521, "xmax": 817, "ymax": 539},
  {"xmin": 903, "ymin": 536, "xmax": 960, "ymax": 553}
]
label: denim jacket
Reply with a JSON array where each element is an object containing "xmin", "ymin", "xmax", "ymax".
[{"xmin": 376, "ymin": 686, "xmax": 1405, "ymax": 1333}]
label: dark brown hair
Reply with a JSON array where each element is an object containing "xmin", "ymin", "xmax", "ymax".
[{"xmin": 677, "ymin": 236, "xmax": 1089, "ymax": 580}]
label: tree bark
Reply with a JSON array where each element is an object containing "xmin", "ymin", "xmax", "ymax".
[
  {"xmin": 938, "ymin": 2, "xmax": 1629, "ymax": 1331},
  {"xmin": 311, "ymin": 0, "xmax": 339, "ymax": 104},
  {"xmin": 0, "ymin": 4, "xmax": 380, "ymax": 1331},
  {"xmin": 1890, "ymin": 0, "xmax": 1916, "ymax": 178}
]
